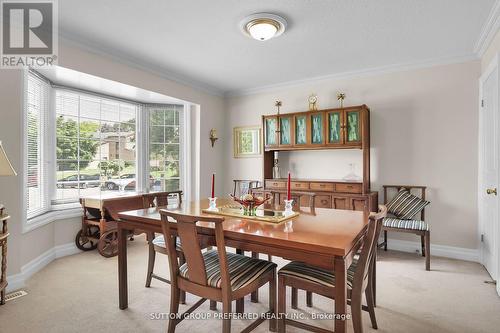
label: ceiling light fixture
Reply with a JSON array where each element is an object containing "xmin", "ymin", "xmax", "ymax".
[{"xmin": 240, "ymin": 13, "xmax": 287, "ymax": 41}]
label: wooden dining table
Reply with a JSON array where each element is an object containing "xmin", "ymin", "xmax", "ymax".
[{"xmin": 117, "ymin": 198, "xmax": 370, "ymax": 333}]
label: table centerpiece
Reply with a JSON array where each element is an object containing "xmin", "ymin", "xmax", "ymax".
[{"xmin": 230, "ymin": 193, "xmax": 272, "ymax": 216}]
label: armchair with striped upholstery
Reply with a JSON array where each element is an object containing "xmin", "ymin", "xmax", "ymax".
[{"xmin": 379, "ymin": 185, "xmax": 431, "ymax": 270}]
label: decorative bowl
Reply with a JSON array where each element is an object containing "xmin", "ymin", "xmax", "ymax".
[{"xmin": 230, "ymin": 193, "xmax": 272, "ymax": 216}]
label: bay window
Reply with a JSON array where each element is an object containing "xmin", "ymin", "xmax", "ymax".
[{"xmin": 24, "ymin": 70, "xmax": 186, "ymax": 224}]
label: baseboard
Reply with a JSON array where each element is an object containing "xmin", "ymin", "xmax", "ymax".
[
  {"xmin": 6, "ymin": 242, "xmax": 81, "ymax": 293},
  {"xmin": 382, "ymin": 237, "xmax": 480, "ymax": 263}
]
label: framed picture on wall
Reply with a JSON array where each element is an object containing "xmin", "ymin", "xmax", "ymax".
[{"xmin": 233, "ymin": 126, "xmax": 262, "ymax": 158}]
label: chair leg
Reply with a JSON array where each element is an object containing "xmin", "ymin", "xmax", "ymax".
[
  {"xmin": 278, "ymin": 275, "xmax": 286, "ymax": 333},
  {"xmin": 269, "ymin": 269, "xmax": 277, "ymax": 332},
  {"xmin": 421, "ymin": 235, "xmax": 425, "ymax": 257},
  {"xmin": 291, "ymin": 287, "xmax": 298, "ymax": 309},
  {"xmin": 210, "ymin": 300, "xmax": 217, "ymax": 310},
  {"xmin": 168, "ymin": 286, "xmax": 180, "ymax": 333},
  {"xmin": 178, "ymin": 252, "xmax": 187, "ymax": 304},
  {"xmin": 351, "ymin": 292, "xmax": 363, "ymax": 333},
  {"xmin": 236, "ymin": 298, "xmax": 244, "ymax": 314},
  {"xmin": 365, "ymin": 282, "xmax": 378, "ymax": 329},
  {"xmin": 372, "ymin": 249, "xmax": 377, "ymax": 307},
  {"xmin": 383, "ymin": 230, "xmax": 388, "ymax": 251},
  {"xmin": 425, "ymin": 231, "xmax": 431, "ymax": 271},
  {"xmin": 222, "ymin": 299, "xmax": 232, "ymax": 333},
  {"xmin": 251, "ymin": 252, "xmax": 259, "ymax": 303},
  {"xmin": 306, "ymin": 291, "xmax": 313, "ymax": 307},
  {"xmin": 145, "ymin": 233, "xmax": 155, "ymax": 288}
]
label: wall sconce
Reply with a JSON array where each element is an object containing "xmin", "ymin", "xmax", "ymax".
[{"xmin": 209, "ymin": 129, "xmax": 218, "ymax": 147}]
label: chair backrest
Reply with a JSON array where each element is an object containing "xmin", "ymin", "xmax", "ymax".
[
  {"xmin": 159, "ymin": 210, "xmax": 231, "ymax": 292},
  {"xmin": 104, "ymin": 196, "xmax": 147, "ymax": 221},
  {"xmin": 383, "ymin": 185, "xmax": 426, "ymax": 220},
  {"xmin": 143, "ymin": 190, "xmax": 183, "ymax": 208},
  {"xmin": 233, "ymin": 180, "xmax": 261, "ymax": 197},
  {"xmin": 352, "ymin": 205, "xmax": 387, "ymax": 295}
]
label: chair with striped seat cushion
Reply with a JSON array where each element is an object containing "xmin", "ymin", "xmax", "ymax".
[
  {"xmin": 145, "ymin": 191, "xmax": 187, "ymax": 300},
  {"xmin": 159, "ymin": 210, "xmax": 277, "ymax": 333},
  {"xmin": 279, "ymin": 255, "xmax": 359, "ymax": 289},
  {"xmin": 381, "ymin": 185, "xmax": 431, "ymax": 271},
  {"xmin": 278, "ymin": 206, "xmax": 387, "ymax": 333},
  {"xmin": 383, "ymin": 217, "xmax": 429, "ymax": 231},
  {"xmin": 179, "ymin": 250, "xmax": 276, "ymax": 291}
]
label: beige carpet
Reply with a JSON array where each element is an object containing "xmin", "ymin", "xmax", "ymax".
[{"xmin": 1, "ymin": 235, "xmax": 499, "ymax": 333}]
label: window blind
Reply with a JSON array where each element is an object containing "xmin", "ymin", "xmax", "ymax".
[
  {"xmin": 26, "ymin": 72, "xmax": 50, "ymax": 218},
  {"xmin": 53, "ymin": 89, "xmax": 138, "ymax": 204}
]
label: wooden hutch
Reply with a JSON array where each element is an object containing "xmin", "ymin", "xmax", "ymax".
[{"xmin": 260, "ymin": 104, "xmax": 378, "ymax": 212}]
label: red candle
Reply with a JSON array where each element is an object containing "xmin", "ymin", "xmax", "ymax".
[
  {"xmin": 211, "ymin": 173, "xmax": 215, "ymax": 198},
  {"xmin": 287, "ymin": 172, "xmax": 291, "ymax": 200}
]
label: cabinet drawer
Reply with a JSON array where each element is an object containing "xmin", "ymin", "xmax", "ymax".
[
  {"xmin": 265, "ymin": 180, "xmax": 286, "ymax": 189},
  {"xmin": 310, "ymin": 182, "xmax": 334, "ymax": 191},
  {"xmin": 315, "ymin": 195, "xmax": 332, "ymax": 208},
  {"xmin": 291, "ymin": 182, "xmax": 309, "ymax": 190},
  {"xmin": 335, "ymin": 183, "xmax": 362, "ymax": 194}
]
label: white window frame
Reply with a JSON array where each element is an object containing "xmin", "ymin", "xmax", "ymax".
[
  {"xmin": 143, "ymin": 104, "xmax": 186, "ymax": 195},
  {"xmin": 21, "ymin": 70, "xmax": 190, "ymax": 233}
]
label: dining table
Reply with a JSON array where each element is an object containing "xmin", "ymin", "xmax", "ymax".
[{"xmin": 117, "ymin": 198, "xmax": 370, "ymax": 333}]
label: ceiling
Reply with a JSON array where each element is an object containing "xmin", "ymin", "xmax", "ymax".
[{"xmin": 58, "ymin": 0, "xmax": 496, "ymax": 95}]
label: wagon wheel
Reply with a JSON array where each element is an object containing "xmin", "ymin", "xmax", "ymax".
[
  {"xmin": 75, "ymin": 226, "xmax": 100, "ymax": 251},
  {"xmin": 98, "ymin": 230, "xmax": 119, "ymax": 258}
]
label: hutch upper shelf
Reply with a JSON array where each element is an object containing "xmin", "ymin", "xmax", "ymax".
[{"xmin": 262, "ymin": 105, "xmax": 369, "ymax": 151}]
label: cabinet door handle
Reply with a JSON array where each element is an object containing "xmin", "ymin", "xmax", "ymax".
[{"xmin": 487, "ymin": 188, "xmax": 497, "ymax": 195}]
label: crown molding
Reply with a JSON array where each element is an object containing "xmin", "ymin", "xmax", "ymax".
[
  {"xmin": 474, "ymin": 0, "xmax": 500, "ymax": 57},
  {"xmin": 225, "ymin": 53, "xmax": 479, "ymax": 97},
  {"xmin": 58, "ymin": 32, "xmax": 224, "ymax": 97}
]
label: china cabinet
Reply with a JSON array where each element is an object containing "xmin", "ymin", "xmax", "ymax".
[{"xmin": 261, "ymin": 104, "xmax": 376, "ymax": 211}]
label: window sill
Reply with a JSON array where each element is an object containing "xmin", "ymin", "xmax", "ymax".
[{"xmin": 23, "ymin": 204, "xmax": 83, "ymax": 233}]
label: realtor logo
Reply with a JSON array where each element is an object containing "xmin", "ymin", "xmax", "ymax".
[{"xmin": 1, "ymin": 0, "xmax": 58, "ymax": 68}]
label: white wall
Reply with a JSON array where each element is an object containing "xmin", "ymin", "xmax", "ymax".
[
  {"xmin": 225, "ymin": 61, "xmax": 480, "ymax": 250},
  {"xmin": 0, "ymin": 41, "xmax": 225, "ymax": 285}
]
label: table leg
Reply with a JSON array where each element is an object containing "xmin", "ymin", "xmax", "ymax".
[
  {"xmin": 334, "ymin": 256, "xmax": 347, "ymax": 333},
  {"xmin": 118, "ymin": 225, "xmax": 128, "ymax": 310}
]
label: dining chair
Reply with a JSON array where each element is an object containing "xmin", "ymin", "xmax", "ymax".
[
  {"xmin": 233, "ymin": 179, "xmax": 261, "ymax": 198},
  {"xmin": 159, "ymin": 210, "xmax": 277, "ymax": 333},
  {"xmin": 266, "ymin": 190, "xmax": 317, "ymax": 307},
  {"xmin": 144, "ymin": 191, "xmax": 188, "ymax": 302},
  {"xmin": 277, "ymin": 205, "xmax": 387, "ymax": 333},
  {"xmin": 379, "ymin": 185, "xmax": 430, "ymax": 270}
]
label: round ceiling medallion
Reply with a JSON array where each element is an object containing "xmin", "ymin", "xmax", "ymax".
[{"xmin": 240, "ymin": 13, "xmax": 287, "ymax": 41}]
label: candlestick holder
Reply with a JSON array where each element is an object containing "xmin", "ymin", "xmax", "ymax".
[
  {"xmin": 284, "ymin": 199, "xmax": 294, "ymax": 215},
  {"xmin": 207, "ymin": 197, "xmax": 218, "ymax": 211}
]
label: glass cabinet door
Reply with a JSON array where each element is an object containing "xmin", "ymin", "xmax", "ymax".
[
  {"xmin": 327, "ymin": 111, "xmax": 342, "ymax": 145},
  {"xmin": 345, "ymin": 110, "xmax": 361, "ymax": 143},
  {"xmin": 279, "ymin": 116, "xmax": 292, "ymax": 146},
  {"xmin": 294, "ymin": 115, "xmax": 307, "ymax": 145},
  {"xmin": 310, "ymin": 113, "xmax": 324, "ymax": 145},
  {"xmin": 264, "ymin": 117, "xmax": 278, "ymax": 147}
]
